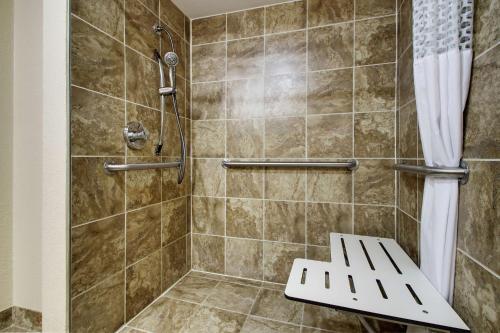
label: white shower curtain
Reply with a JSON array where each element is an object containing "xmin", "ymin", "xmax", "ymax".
[{"xmin": 412, "ymin": 0, "xmax": 473, "ymax": 305}]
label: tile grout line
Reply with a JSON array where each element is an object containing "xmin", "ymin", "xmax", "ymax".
[
  {"xmin": 304, "ymin": 0, "xmax": 310, "ymax": 262},
  {"xmin": 122, "ymin": 0, "xmax": 128, "ymax": 323},
  {"xmin": 351, "ymin": 0, "xmax": 357, "ymax": 235},
  {"xmin": 261, "ymin": 5, "xmax": 267, "ymax": 282},
  {"xmin": 224, "ymin": 12, "xmax": 228, "ymax": 276},
  {"xmin": 395, "ymin": 0, "xmax": 400, "ymax": 240}
]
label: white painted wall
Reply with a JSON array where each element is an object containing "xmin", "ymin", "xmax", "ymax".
[
  {"xmin": 41, "ymin": 0, "xmax": 70, "ymax": 330},
  {"xmin": 0, "ymin": 0, "xmax": 14, "ymax": 313},
  {"xmin": 12, "ymin": 0, "xmax": 43, "ymax": 312}
]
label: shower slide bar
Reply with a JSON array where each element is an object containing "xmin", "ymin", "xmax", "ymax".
[
  {"xmin": 285, "ymin": 233, "xmax": 470, "ymax": 332},
  {"xmin": 104, "ymin": 161, "xmax": 180, "ymax": 172},
  {"xmin": 394, "ymin": 160, "xmax": 469, "ymax": 185},
  {"xmin": 221, "ymin": 159, "xmax": 359, "ymax": 170}
]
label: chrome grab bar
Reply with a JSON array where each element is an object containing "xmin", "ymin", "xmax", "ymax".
[
  {"xmin": 104, "ymin": 161, "xmax": 181, "ymax": 172},
  {"xmin": 221, "ymin": 159, "xmax": 359, "ymax": 170},
  {"xmin": 394, "ymin": 160, "xmax": 469, "ymax": 185}
]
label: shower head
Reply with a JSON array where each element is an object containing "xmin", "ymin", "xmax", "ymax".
[{"xmin": 164, "ymin": 52, "xmax": 179, "ymax": 67}]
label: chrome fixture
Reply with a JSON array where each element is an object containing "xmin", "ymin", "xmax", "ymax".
[
  {"xmin": 104, "ymin": 161, "xmax": 180, "ymax": 173},
  {"xmin": 123, "ymin": 121, "xmax": 149, "ymax": 150},
  {"xmin": 394, "ymin": 160, "xmax": 469, "ymax": 185},
  {"xmin": 150, "ymin": 24, "xmax": 186, "ymax": 184},
  {"xmin": 222, "ymin": 159, "xmax": 359, "ymax": 170}
]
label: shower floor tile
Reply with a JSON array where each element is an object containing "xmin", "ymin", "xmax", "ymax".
[{"xmin": 119, "ymin": 271, "xmax": 368, "ymax": 333}]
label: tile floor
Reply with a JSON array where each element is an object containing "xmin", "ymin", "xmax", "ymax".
[
  {"xmin": 117, "ymin": 271, "xmax": 367, "ymax": 333},
  {"xmin": 0, "ymin": 326, "xmax": 33, "ymax": 333}
]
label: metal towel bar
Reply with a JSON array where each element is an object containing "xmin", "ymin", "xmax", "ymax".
[
  {"xmin": 221, "ymin": 159, "xmax": 359, "ymax": 170},
  {"xmin": 394, "ymin": 160, "xmax": 469, "ymax": 185},
  {"xmin": 104, "ymin": 161, "xmax": 180, "ymax": 172}
]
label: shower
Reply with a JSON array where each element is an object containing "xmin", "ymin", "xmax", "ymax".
[{"xmin": 153, "ymin": 23, "xmax": 186, "ymax": 183}]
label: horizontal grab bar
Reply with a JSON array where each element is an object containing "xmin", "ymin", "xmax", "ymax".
[
  {"xmin": 394, "ymin": 161, "xmax": 469, "ymax": 185},
  {"xmin": 104, "ymin": 161, "xmax": 180, "ymax": 172},
  {"xmin": 222, "ymin": 159, "xmax": 359, "ymax": 170}
]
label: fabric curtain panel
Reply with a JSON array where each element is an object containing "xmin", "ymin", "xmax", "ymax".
[{"xmin": 412, "ymin": 0, "xmax": 473, "ymax": 305}]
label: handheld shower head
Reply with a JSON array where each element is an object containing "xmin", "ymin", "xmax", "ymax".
[{"xmin": 164, "ymin": 52, "xmax": 179, "ymax": 67}]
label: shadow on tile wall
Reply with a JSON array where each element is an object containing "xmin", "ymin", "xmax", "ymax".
[
  {"xmin": 396, "ymin": 0, "xmax": 499, "ymax": 332},
  {"xmin": 70, "ymin": 0, "xmax": 191, "ymax": 331}
]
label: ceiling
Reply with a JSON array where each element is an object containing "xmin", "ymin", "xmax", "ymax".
[{"xmin": 172, "ymin": 0, "xmax": 291, "ymax": 18}]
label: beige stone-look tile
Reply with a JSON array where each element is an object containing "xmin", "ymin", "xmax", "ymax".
[
  {"xmin": 226, "ymin": 238, "xmax": 263, "ymax": 280},
  {"xmin": 192, "ymin": 14, "xmax": 226, "ymax": 45},
  {"xmin": 205, "ymin": 282, "xmax": 260, "ymax": 314},
  {"xmin": 264, "ymin": 201, "xmax": 305, "ymax": 243},
  {"xmin": 307, "ymin": 203, "xmax": 352, "ymax": 246},
  {"xmin": 265, "ymin": 31, "xmax": 306, "ymax": 75},
  {"xmin": 308, "ymin": 0, "xmax": 353, "ymax": 27},
  {"xmin": 473, "ymin": 0, "xmax": 500, "ymax": 56},
  {"xmin": 71, "ymin": 17, "xmax": 124, "ymax": 98},
  {"xmin": 354, "ymin": 111, "xmax": 395, "ymax": 158},
  {"xmin": 303, "ymin": 304, "xmax": 362, "ymax": 332},
  {"xmin": 186, "ymin": 233, "xmax": 192, "ymax": 269},
  {"xmin": 166, "ymin": 275, "xmax": 219, "ymax": 303},
  {"xmin": 192, "ymin": 196, "xmax": 225, "ymax": 236},
  {"xmin": 354, "ymin": 159, "xmax": 395, "ymax": 205},
  {"xmin": 265, "ymin": 1, "xmax": 306, "ymax": 34},
  {"xmin": 126, "ymin": 204, "xmax": 161, "ymax": 265},
  {"xmin": 192, "ymin": 42, "xmax": 226, "ymax": 83},
  {"xmin": 397, "ymin": 210, "xmax": 419, "ymax": 264},
  {"xmin": 0, "ymin": 308, "xmax": 12, "ymax": 331},
  {"xmin": 71, "ymin": 214, "xmax": 124, "ymax": 296},
  {"xmin": 227, "ymin": 37, "xmax": 264, "ymax": 80},
  {"xmin": 162, "ymin": 236, "xmax": 188, "ymax": 289},
  {"xmin": 117, "ymin": 327, "xmax": 144, "ymax": 333},
  {"xmin": 129, "ymin": 297, "xmax": 198, "ymax": 332},
  {"xmin": 162, "ymin": 197, "xmax": 187, "ymax": 245},
  {"xmin": 463, "ymin": 45, "xmax": 499, "ymax": 159},
  {"xmin": 227, "ymin": 78, "xmax": 265, "ymax": 119},
  {"xmin": 307, "ymin": 245, "xmax": 331, "ymax": 261},
  {"xmin": 399, "ymin": 167, "xmax": 418, "ymax": 219},
  {"xmin": 192, "ymin": 234, "xmax": 225, "ymax": 273},
  {"xmin": 265, "ymin": 117, "xmax": 306, "ymax": 158},
  {"xmin": 125, "ymin": 0, "xmax": 159, "ymax": 57},
  {"xmin": 226, "ymin": 167, "xmax": 263, "ymax": 199},
  {"xmin": 354, "ymin": 205, "xmax": 395, "ymax": 239},
  {"xmin": 192, "ymin": 82, "xmax": 225, "ymax": 120},
  {"xmin": 355, "ymin": 16, "xmax": 396, "ymax": 65},
  {"xmin": 251, "ymin": 288, "xmax": 303, "ymax": 324},
  {"xmin": 264, "ymin": 169, "xmax": 305, "ymax": 201},
  {"xmin": 227, "ymin": 8, "xmax": 264, "ymax": 40},
  {"xmin": 242, "ymin": 316, "xmax": 300, "ymax": 333},
  {"xmin": 126, "ymin": 251, "xmax": 161, "ymax": 320},
  {"xmin": 193, "ymin": 159, "xmax": 225, "ymax": 197},
  {"xmin": 139, "ymin": 0, "xmax": 159, "ymax": 14},
  {"xmin": 307, "ymin": 69, "xmax": 353, "ymax": 115},
  {"xmin": 71, "ymin": 86, "xmax": 125, "ymax": 156},
  {"xmin": 398, "ymin": 0, "xmax": 412, "ymax": 56},
  {"xmin": 11, "ymin": 307, "xmax": 42, "ymax": 332},
  {"xmin": 307, "ymin": 114, "xmax": 353, "ymax": 158},
  {"xmin": 263, "ymin": 242, "xmax": 305, "ymax": 283},
  {"xmin": 307, "ymin": 169, "xmax": 352, "ymax": 203},
  {"xmin": 162, "ymin": 157, "xmax": 187, "ymax": 200},
  {"xmin": 308, "ymin": 23, "xmax": 353, "ymax": 71},
  {"xmin": 227, "ymin": 119, "xmax": 264, "ymax": 158},
  {"xmin": 226, "ymin": 198, "xmax": 263, "ymax": 239},
  {"xmin": 126, "ymin": 157, "xmax": 162, "ymax": 210},
  {"xmin": 356, "ymin": 0, "xmax": 396, "ymax": 19},
  {"xmin": 398, "ymin": 46, "xmax": 414, "ymax": 107},
  {"xmin": 126, "ymin": 49, "xmax": 160, "ymax": 109},
  {"xmin": 192, "ymin": 120, "xmax": 225, "ymax": 158},
  {"xmin": 181, "ymin": 306, "xmax": 246, "ymax": 333},
  {"xmin": 71, "ymin": 272, "xmax": 124, "ymax": 333},
  {"xmin": 354, "ymin": 64, "xmax": 396, "ymax": 113},
  {"xmin": 72, "ymin": 0, "xmax": 124, "ymax": 41},
  {"xmin": 71, "ymin": 157, "xmax": 125, "ymax": 226},
  {"xmin": 453, "ymin": 251, "xmax": 499, "ymax": 333},
  {"xmin": 159, "ymin": 0, "xmax": 185, "ymax": 37},
  {"xmin": 264, "ymin": 73, "xmax": 306, "ymax": 117},
  {"xmin": 399, "ymin": 101, "xmax": 418, "ymax": 159},
  {"xmin": 126, "ymin": 103, "xmax": 161, "ymax": 157},
  {"xmin": 458, "ymin": 161, "xmax": 499, "ymax": 274}
]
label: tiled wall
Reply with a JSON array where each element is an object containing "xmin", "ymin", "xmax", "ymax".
[
  {"xmin": 396, "ymin": 0, "xmax": 499, "ymax": 332},
  {"xmin": 70, "ymin": 0, "xmax": 191, "ymax": 331},
  {"xmin": 190, "ymin": 0, "xmax": 397, "ymax": 286}
]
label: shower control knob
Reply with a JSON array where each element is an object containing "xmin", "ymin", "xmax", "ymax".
[{"xmin": 123, "ymin": 121, "xmax": 149, "ymax": 150}]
